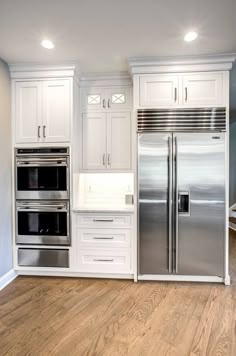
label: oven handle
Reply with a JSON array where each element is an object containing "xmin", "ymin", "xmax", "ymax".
[
  {"xmin": 17, "ymin": 160, "xmax": 67, "ymax": 167},
  {"xmin": 17, "ymin": 205, "xmax": 68, "ymax": 212}
]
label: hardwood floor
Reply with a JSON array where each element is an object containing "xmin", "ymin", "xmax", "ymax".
[{"xmin": 1, "ymin": 231, "xmax": 236, "ymax": 356}]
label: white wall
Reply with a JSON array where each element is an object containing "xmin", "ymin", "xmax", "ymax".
[
  {"xmin": 230, "ymin": 65, "xmax": 236, "ymax": 207},
  {"xmin": 0, "ymin": 58, "xmax": 12, "ymax": 277}
]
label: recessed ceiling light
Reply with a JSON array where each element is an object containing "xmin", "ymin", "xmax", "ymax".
[
  {"xmin": 41, "ymin": 39, "xmax": 54, "ymax": 49},
  {"xmin": 184, "ymin": 31, "xmax": 198, "ymax": 42}
]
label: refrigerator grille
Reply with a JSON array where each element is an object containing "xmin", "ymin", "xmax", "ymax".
[{"xmin": 137, "ymin": 108, "xmax": 226, "ymax": 132}]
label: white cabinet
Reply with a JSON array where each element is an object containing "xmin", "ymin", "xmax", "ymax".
[
  {"xmin": 82, "ymin": 87, "xmax": 132, "ymax": 111},
  {"xmin": 82, "ymin": 113, "xmax": 107, "ymax": 170},
  {"xmin": 15, "ymin": 79, "xmax": 71, "ymax": 144},
  {"xmin": 43, "ymin": 80, "xmax": 70, "ymax": 142},
  {"xmin": 107, "ymin": 112, "xmax": 131, "ymax": 170},
  {"xmin": 182, "ymin": 73, "xmax": 224, "ymax": 107},
  {"xmin": 140, "ymin": 75, "xmax": 179, "ymax": 107},
  {"xmin": 15, "ymin": 81, "xmax": 43, "ymax": 143},
  {"xmin": 82, "ymin": 112, "xmax": 131, "ymax": 171},
  {"xmin": 75, "ymin": 213, "xmax": 132, "ymax": 274},
  {"xmin": 138, "ymin": 72, "xmax": 225, "ymax": 108}
]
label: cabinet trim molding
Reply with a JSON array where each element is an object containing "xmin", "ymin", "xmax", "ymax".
[{"xmin": 128, "ymin": 54, "xmax": 236, "ymax": 74}]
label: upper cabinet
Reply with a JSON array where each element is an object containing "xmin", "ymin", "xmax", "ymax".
[
  {"xmin": 140, "ymin": 75, "xmax": 179, "ymax": 107},
  {"xmin": 15, "ymin": 79, "xmax": 71, "ymax": 144},
  {"xmin": 181, "ymin": 73, "xmax": 223, "ymax": 107},
  {"xmin": 82, "ymin": 87, "xmax": 132, "ymax": 112},
  {"xmin": 138, "ymin": 72, "xmax": 224, "ymax": 108}
]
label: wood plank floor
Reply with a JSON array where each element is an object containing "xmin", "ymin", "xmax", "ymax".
[{"xmin": 1, "ymin": 231, "xmax": 236, "ymax": 356}]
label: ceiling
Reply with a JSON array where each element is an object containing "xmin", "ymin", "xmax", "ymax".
[{"xmin": 0, "ymin": 0, "xmax": 236, "ymax": 73}]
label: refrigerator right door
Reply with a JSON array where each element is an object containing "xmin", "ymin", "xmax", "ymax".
[{"xmin": 176, "ymin": 132, "xmax": 225, "ymax": 276}]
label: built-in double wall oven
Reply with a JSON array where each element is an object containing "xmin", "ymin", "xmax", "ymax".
[{"xmin": 15, "ymin": 148, "xmax": 70, "ymax": 256}]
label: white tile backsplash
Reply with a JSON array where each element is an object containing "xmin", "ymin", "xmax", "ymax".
[{"xmin": 73, "ymin": 173, "xmax": 134, "ymax": 208}]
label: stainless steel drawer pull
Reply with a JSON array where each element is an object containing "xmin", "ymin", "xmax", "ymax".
[
  {"xmin": 93, "ymin": 219, "xmax": 114, "ymax": 222},
  {"xmin": 103, "ymin": 99, "xmax": 106, "ymax": 108},
  {"xmin": 93, "ymin": 258, "xmax": 114, "ymax": 262},
  {"xmin": 93, "ymin": 237, "xmax": 114, "ymax": 240},
  {"xmin": 38, "ymin": 126, "xmax": 41, "ymax": 138},
  {"xmin": 43, "ymin": 125, "xmax": 46, "ymax": 138}
]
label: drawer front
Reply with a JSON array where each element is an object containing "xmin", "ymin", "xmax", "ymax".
[
  {"xmin": 78, "ymin": 249, "xmax": 131, "ymax": 273},
  {"xmin": 18, "ymin": 248, "xmax": 69, "ymax": 268},
  {"xmin": 76, "ymin": 214, "xmax": 131, "ymax": 228},
  {"xmin": 77, "ymin": 228, "xmax": 130, "ymax": 248}
]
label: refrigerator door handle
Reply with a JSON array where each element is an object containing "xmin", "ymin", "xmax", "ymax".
[
  {"xmin": 168, "ymin": 136, "xmax": 173, "ymax": 273},
  {"xmin": 174, "ymin": 136, "xmax": 179, "ymax": 273}
]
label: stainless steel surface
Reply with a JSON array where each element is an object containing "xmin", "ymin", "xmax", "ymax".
[
  {"xmin": 15, "ymin": 147, "xmax": 70, "ymax": 200},
  {"xmin": 93, "ymin": 219, "xmax": 114, "ymax": 222},
  {"xmin": 176, "ymin": 133, "xmax": 225, "ymax": 276},
  {"xmin": 168, "ymin": 136, "xmax": 173, "ymax": 273},
  {"xmin": 43, "ymin": 125, "xmax": 46, "ymax": 138},
  {"xmin": 137, "ymin": 108, "xmax": 226, "ymax": 132},
  {"xmin": 138, "ymin": 128, "xmax": 225, "ymax": 278},
  {"xmin": 138, "ymin": 133, "xmax": 170, "ymax": 275},
  {"xmin": 16, "ymin": 200, "xmax": 70, "ymax": 246},
  {"xmin": 174, "ymin": 135, "xmax": 178, "ymax": 273},
  {"xmin": 18, "ymin": 248, "xmax": 69, "ymax": 268},
  {"xmin": 38, "ymin": 126, "xmax": 41, "ymax": 138}
]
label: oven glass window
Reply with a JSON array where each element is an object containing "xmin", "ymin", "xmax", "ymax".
[
  {"xmin": 18, "ymin": 211, "xmax": 67, "ymax": 236},
  {"xmin": 17, "ymin": 167, "xmax": 67, "ymax": 191}
]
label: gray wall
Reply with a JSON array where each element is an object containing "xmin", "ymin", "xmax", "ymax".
[
  {"xmin": 0, "ymin": 59, "xmax": 12, "ymax": 277},
  {"xmin": 230, "ymin": 65, "xmax": 236, "ymax": 206}
]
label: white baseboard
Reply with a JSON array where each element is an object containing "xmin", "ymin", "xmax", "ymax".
[{"xmin": 0, "ymin": 269, "xmax": 17, "ymax": 291}]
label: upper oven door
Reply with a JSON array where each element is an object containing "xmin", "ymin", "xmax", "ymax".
[{"xmin": 16, "ymin": 156, "xmax": 69, "ymax": 200}]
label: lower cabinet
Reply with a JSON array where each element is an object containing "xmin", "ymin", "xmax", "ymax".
[{"xmin": 74, "ymin": 213, "xmax": 133, "ymax": 274}]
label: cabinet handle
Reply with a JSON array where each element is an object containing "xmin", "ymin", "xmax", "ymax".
[
  {"xmin": 103, "ymin": 154, "xmax": 106, "ymax": 165},
  {"xmin": 108, "ymin": 153, "xmax": 111, "ymax": 165},
  {"xmin": 103, "ymin": 99, "xmax": 106, "ymax": 108},
  {"xmin": 93, "ymin": 219, "xmax": 114, "ymax": 222},
  {"xmin": 108, "ymin": 99, "xmax": 111, "ymax": 108},
  {"xmin": 93, "ymin": 237, "xmax": 114, "ymax": 240},
  {"xmin": 93, "ymin": 259, "xmax": 114, "ymax": 262},
  {"xmin": 43, "ymin": 125, "xmax": 46, "ymax": 138},
  {"xmin": 174, "ymin": 88, "xmax": 177, "ymax": 102},
  {"xmin": 38, "ymin": 126, "xmax": 41, "ymax": 138},
  {"xmin": 185, "ymin": 87, "xmax": 188, "ymax": 102}
]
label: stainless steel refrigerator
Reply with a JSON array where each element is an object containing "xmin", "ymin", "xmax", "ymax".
[{"xmin": 138, "ymin": 108, "xmax": 226, "ymax": 278}]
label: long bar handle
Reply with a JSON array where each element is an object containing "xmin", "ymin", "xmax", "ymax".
[
  {"xmin": 38, "ymin": 126, "xmax": 41, "ymax": 138},
  {"xmin": 174, "ymin": 88, "xmax": 177, "ymax": 102},
  {"xmin": 102, "ymin": 154, "xmax": 106, "ymax": 166},
  {"xmin": 93, "ymin": 259, "xmax": 114, "ymax": 262},
  {"xmin": 43, "ymin": 125, "xmax": 46, "ymax": 138},
  {"xmin": 108, "ymin": 153, "xmax": 111, "ymax": 166},
  {"xmin": 185, "ymin": 87, "xmax": 188, "ymax": 102},
  {"xmin": 93, "ymin": 219, "xmax": 114, "ymax": 222},
  {"xmin": 174, "ymin": 136, "xmax": 179, "ymax": 273},
  {"xmin": 93, "ymin": 237, "xmax": 114, "ymax": 240},
  {"xmin": 168, "ymin": 136, "xmax": 173, "ymax": 273},
  {"xmin": 103, "ymin": 99, "xmax": 106, "ymax": 108}
]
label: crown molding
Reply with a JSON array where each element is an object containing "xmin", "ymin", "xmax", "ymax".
[
  {"xmin": 9, "ymin": 62, "xmax": 80, "ymax": 81},
  {"xmin": 80, "ymin": 71, "xmax": 132, "ymax": 87},
  {"xmin": 128, "ymin": 54, "xmax": 236, "ymax": 75}
]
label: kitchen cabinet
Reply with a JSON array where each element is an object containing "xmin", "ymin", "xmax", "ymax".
[
  {"xmin": 15, "ymin": 79, "xmax": 71, "ymax": 144},
  {"xmin": 75, "ymin": 212, "xmax": 132, "ymax": 274},
  {"xmin": 82, "ymin": 87, "xmax": 132, "ymax": 111},
  {"xmin": 140, "ymin": 74, "xmax": 179, "ymax": 107},
  {"xmin": 82, "ymin": 112, "xmax": 132, "ymax": 171},
  {"xmin": 138, "ymin": 72, "xmax": 224, "ymax": 108}
]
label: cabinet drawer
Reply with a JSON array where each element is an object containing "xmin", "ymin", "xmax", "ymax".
[
  {"xmin": 78, "ymin": 249, "xmax": 131, "ymax": 273},
  {"xmin": 77, "ymin": 228, "xmax": 130, "ymax": 248},
  {"xmin": 76, "ymin": 214, "xmax": 131, "ymax": 227}
]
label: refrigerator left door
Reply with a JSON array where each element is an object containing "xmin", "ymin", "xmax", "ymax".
[{"xmin": 138, "ymin": 133, "xmax": 172, "ymax": 275}]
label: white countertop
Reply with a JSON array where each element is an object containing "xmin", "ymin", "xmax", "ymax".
[{"xmin": 72, "ymin": 205, "xmax": 135, "ymax": 213}]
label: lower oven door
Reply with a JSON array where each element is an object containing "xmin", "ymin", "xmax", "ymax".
[{"xmin": 16, "ymin": 201, "xmax": 70, "ymax": 245}]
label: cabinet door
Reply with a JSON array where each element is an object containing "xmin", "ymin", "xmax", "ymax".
[
  {"xmin": 43, "ymin": 80, "xmax": 70, "ymax": 142},
  {"xmin": 107, "ymin": 112, "xmax": 131, "ymax": 170},
  {"xmin": 82, "ymin": 87, "xmax": 106, "ymax": 111},
  {"xmin": 107, "ymin": 87, "xmax": 132, "ymax": 110},
  {"xmin": 15, "ymin": 81, "xmax": 42, "ymax": 143},
  {"xmin": 82, "ymin": 113, "xmax": 107, "ymax": 170},
  {"xmin": 139, "ymin": 75, "xmax": 179, "ymax": 107},
  {"xmin": 182, "ymin": 73, "xmax": 223, "ymax": 107}
]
